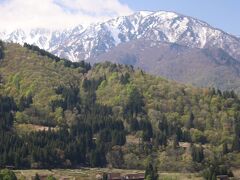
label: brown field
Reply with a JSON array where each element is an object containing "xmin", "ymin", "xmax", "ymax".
[
  {"xmin": 14, "ymin": 168, "xmax": 203, "ymax": 180},
  {"xmin": 14, "ymin": 123, "xmax": 57, "ymax": 134}
]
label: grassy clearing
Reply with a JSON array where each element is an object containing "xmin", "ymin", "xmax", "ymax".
[
  {"xmin": 14, "ymin": 168, "xmax": 203, "ymax": 180},
  {"xmin": 160, "ymin": 173, "xmax": 203, "ymax": 180},
  {"xmin": 14, "ymin": 123, "xmax": 58, "ymax": 134}
]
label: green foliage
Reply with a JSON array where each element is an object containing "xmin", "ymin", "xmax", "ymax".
[
  {"xmin": 222, "ymin": 142, "xmax": 229, "ymax": 154},
  {"xmin": 111, "ymin": 130, "xmax": 126, "ymax": 146},
  {"xmin": 11, "ymin": 73, "xmax": 21, "ymax": 90},
  {"xmin": 0, "ymin": 169, "xmax": 17, "ymax": 180},
  {"xmin": 46, "ymin": 175, "xmax": 56, "ymax": 180},
  {"xmin": 2, "ymin": 43, "xmax": 240, "ymax": 171},
  {"xmin": 190, "ymin": 129, "xmax": 207, "ymax": 144},
  {"xmin": 140, "ymin": 120, "xmax": 153, "ymax": 142},
  {"xmin": 120, "ymin": 72, "xmax": 130, "ymax": 84},
  {"xmin": 185, "ymin": 112, "xmax": 194, "ymax": 129},
  {"xmin": 90, "ymin": 148, "xmax": 106, "ymax": 167},
  {"xmin": 191, "ymin": 145, "xmax": 204, "ymax": 163},
  {"xmin": 154, "ymin": 131, "xmax": 167, "ymax": 147},
  {"xmin": 232, "ymin": 135, "xmax": 240, "ymax": 152},
  {"xmin": 125, "ymin": 87, "xmax": 145, "ymax": 117},
  {"xmin": 102, "ymin": 173, "xmax": 108, "ymax": 180},
  {"xmin": 24, "ymin": 43, "xmax": 91, "ymax": 71},
  {"xmin": 172, "ymin": 136, "xmax": 179, "ymax": 149},
  {"xmin": 144, "ymin": 162, "xmax": 158, "ymax": 180},
  {"xmin": 202, "ymin": 157, "xmax": 234, "ymax": 180},
  {"xmin": 130, "ymin": 118, "xmax": 139, "ymax": 131},
  {"xmin": 0, "ymin": 40, "xmax": 4, "ymax": 59},
  {"xmin": 53, "ymin": 84, "xmax": 81, "ymax": 111},
  {"xmin": 34, "ymin": 173, "xmax": 40, "ymax": 180},
  {"xmin": 18, "ymin": 95, "xmax": 33, "ymax": 111},
  {"xmin": 0, "ymin": 95, "xmax": 16, "ymax": 130}
]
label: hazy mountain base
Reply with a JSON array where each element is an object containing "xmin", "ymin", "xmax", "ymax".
[
  {"xmin": 89, "ymin": 39, "xmax": 240, "ymax": 94},
  {"xmin": 0, "ymin": 43, "xmax": 240, "ymax": 178}
]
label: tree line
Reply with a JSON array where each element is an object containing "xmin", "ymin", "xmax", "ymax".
[{"xmin": 23, "ymin": 43, "xmax": 91, "ymax": 72}]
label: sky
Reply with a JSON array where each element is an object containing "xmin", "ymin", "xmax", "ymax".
[
  {"xmin": 119, "ymin": 0, "xmax": 240, "ymax": 36},
  {"xmin": 0, "ymin": 0, "xmax": 133, "ymax": 30},
  {"xmin": 0, "ymin": 0, "xmax": 239, "ymax": 35}
]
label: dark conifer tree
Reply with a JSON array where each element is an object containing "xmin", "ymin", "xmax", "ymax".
[
  {"xmin": 222, "ymin": 142, "xmax": 229, "ymax": 154},
  {"xmin": 145, "ymin": 162, "xmax": 159, "ymax": 180},
  {"xmin": 232, "ymin": 135, "xmax": 240, "ymax": 152},
  {"xmin": 186, "ymin": 112, "xmax": 194, "ymax": 129}
]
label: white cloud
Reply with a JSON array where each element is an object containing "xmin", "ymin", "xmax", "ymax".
[{"xmin": 0, "ymin": 0, "xmax": 133, "ymax": 30}]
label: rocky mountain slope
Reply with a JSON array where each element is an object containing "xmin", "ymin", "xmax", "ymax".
[{"xmin": 1, "ymin": 11, "xmax": 240, "ymax": 61}]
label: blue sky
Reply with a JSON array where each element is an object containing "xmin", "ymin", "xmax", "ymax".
[{"xmin": 120, "ymin": 0, "xmax": 240, "ymax": 35}]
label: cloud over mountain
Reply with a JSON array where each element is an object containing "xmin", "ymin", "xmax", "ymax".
[{"xmin": 0, "ymin": 0, "xmax": 133, "ymax": 30}]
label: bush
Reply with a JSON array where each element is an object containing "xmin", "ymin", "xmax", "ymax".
[{"xmin": 0, "ymin": 169, "xmax": 17, "ymax": 180}]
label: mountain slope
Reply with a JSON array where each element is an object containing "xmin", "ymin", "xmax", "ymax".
[
  {"xmin": 2, "ymin": 11, "xmax": 240, "ymax": 61},
  {"xmin": 91, "ymin": 39, "xmax": 240, "ymax": 92},
  {"xmin": 1, "ymin": 42, "xmax": 240, "ymax": 172},
  {"xmin": 1, "ymin": 11, "xmax": 240, "ymax": 92}
]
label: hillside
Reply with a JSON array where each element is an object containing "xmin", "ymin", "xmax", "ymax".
[
  {"xmin": 0, "ymin": 42, "xmax": 240, "ymax": 177},
  {"xmin": 0, "ymin": 42, "xmax": 90, "ymax": 125}
]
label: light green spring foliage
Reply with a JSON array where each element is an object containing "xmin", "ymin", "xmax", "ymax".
[
  {"xmin": 89, "ymin": 62, "xmax": 239, "ymax": 144},
  {"xmin": 0, "ymin": 43, "xmax": 239, "ymax": 145},
  {"xmin": 0, "ymin": 43, "xmax": 83, "ymax": 107},
  {"xmin": 0, "ymin": 43, "xmax": 84, "ymax": 123},
  {"xmin": 0, "ymin": 169, "xmax": 17, "ymax": 180}
]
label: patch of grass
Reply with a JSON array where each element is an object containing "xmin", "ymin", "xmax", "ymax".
[
  {"xmin": 160, "ymin": 173, "xmax": 203, "ymax": 180},
  {"xmin": 14, "ymin": 169, "xmax": 202, "ymax": 180},
  {"xmin": 14, "ymin": 123, "xmax": 58, "ymax": 134}
]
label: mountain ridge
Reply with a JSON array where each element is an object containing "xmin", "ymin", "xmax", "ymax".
[{"xmin": 1, "ymin": 10, "xmax": 240, "ymax": 61}]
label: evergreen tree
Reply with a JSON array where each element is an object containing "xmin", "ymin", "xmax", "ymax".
[
  {"xmin": 222, "ymin": 142, "xmax": 228, "ymax": 154},
  {"xmin": 102, "ymin": 173, "xmax": 108, "ymax": 180},
  {"xmin": 191, "ymin": 145, "xmax": 204, "ymax": 163},
  {"xmin": 120, "ymin": 73, "xmax": 130, "ymax": 84},
  {"xmin": 0, "ymin": 40, "xmax": 4, "ymax": 59},
  {"xmin": 111, "ymin": 131, "xmax": 126, "ymax": 146},
  {"xmin": 144, "ymin": 162, "xmax": 158, "ymax": 180},
  {"xmin": 154, "ymin": 131, "xmax": 167, "ymax": 147},
  {"xmin": 158, "ymin": 115, "xmax": 168, "ymax": 132},
  {"xmin": 232, "ymin": 135, "xmax": 240, "ymax": 152},
  {"xmin": 173, "ymin": 136, "xmax": 179, "ymax": 149},
  {"xmin": 34, "ymin": 173, "xmax": 40, "ymax": 180},
  {"xmin": 125, "ymin": 88, "xmax": 144, "ymax": 117},
  {"xmin": 130, "ymin": 118, "xmax": 139, "ymax": 131},
  {"xmin": 185, "ymin": 112, "xmax": 194, "ymax": 129},
  {"xmin": 90, "ymin": 150, "xmax": 102, "ymax": 167},
  {"xmin": 182, "ymin": 130, "xmax": 191, "ymax": 142}
]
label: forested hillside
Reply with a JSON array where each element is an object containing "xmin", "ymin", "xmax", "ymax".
[{"xmin": 0, "ymin": 42, "xmax": 240, "ymax": 178}]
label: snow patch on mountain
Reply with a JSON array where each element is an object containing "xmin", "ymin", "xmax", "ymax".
[{"xmin": 1, "ymin": 10, "xmax": 240, "ymax": 61}]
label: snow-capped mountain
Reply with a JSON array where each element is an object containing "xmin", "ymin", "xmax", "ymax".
[{"xmin": 1, "ymin": 11, "xmax": 240, "ymax": 62}]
